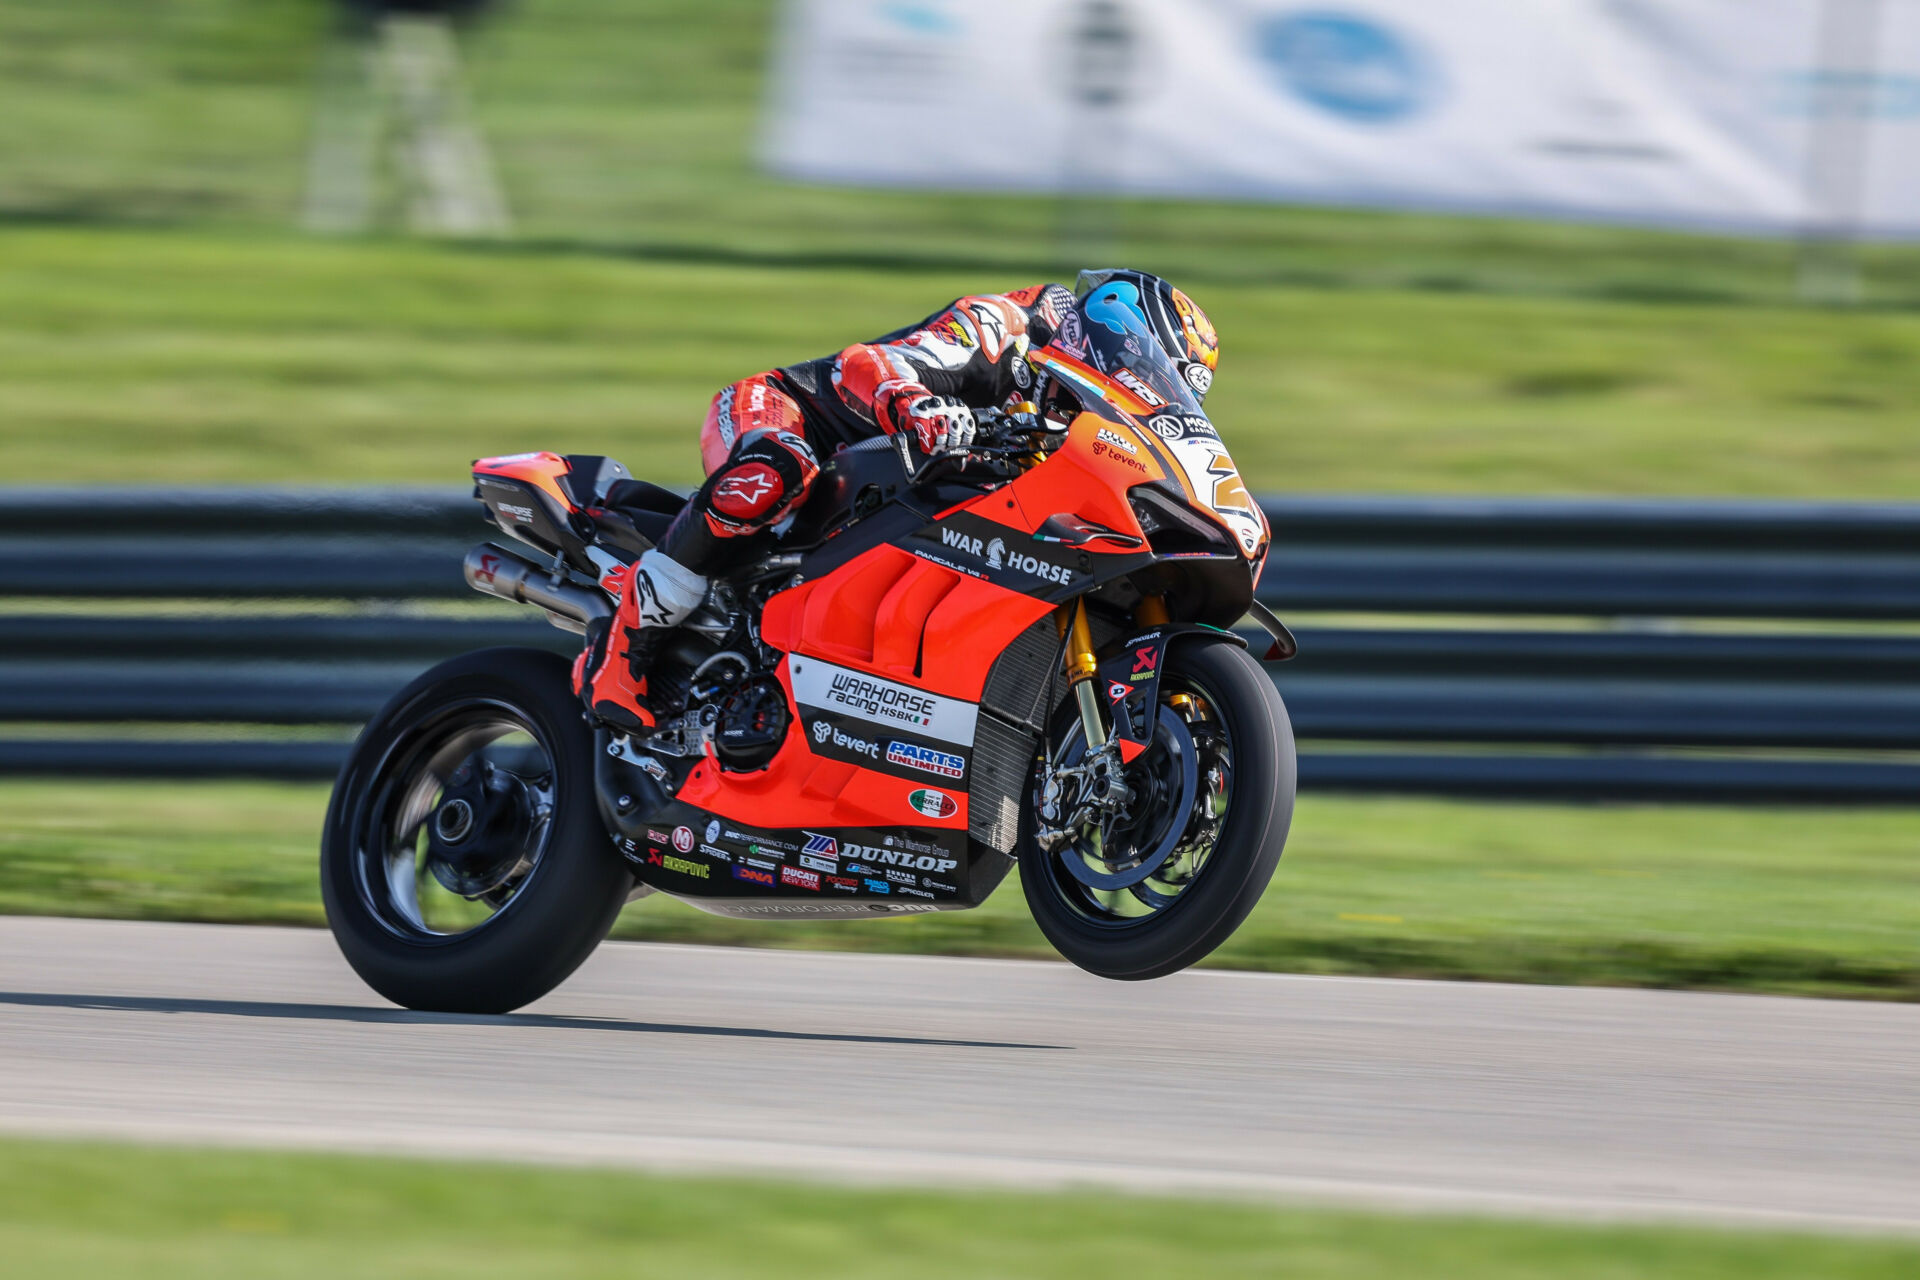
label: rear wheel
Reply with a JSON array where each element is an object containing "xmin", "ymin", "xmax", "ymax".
[
  {"xmin": 321, "ymin": 648, "xmax": 632, "ymax": 1013},
  {"xmin": 1020, "ymin": 640, "xmax": 1295, "ymax": 980}
]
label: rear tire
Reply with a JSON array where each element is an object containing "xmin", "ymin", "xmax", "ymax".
[
  {"xmin": 1021, "ymin": 640, "xmax": 1295, "ymax": 981},
  {"xmin": 321, "ymin": 647, "xmax": 632, "ymax": 1014}
]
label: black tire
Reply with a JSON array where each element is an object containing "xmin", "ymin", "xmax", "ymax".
[
  {"xmin": 321, "ymin": 647, "xmax": 632, "ymax": 1014},
  {"xmin": 1021, "ymin": 639, "xmax": 1295, "ymax": 981}
]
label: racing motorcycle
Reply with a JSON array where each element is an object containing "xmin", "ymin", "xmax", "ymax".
[{"xmin": 321, "ymin": 329, "xmax": 1299, "ymax": 1014}]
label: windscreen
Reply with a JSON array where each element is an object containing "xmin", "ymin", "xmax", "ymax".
[{"xmin": 1055, "ymin": 279, "xmax": 1207, "ymax": 416}]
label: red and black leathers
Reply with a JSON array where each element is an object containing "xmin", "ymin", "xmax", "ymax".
[
  {"xmin": 580, "ymin": 282, "xmax": 1078, "ymax": 727},
  {"xmin": 662, "ymin": 282, "xmax": 1077, "ymax": 574}
]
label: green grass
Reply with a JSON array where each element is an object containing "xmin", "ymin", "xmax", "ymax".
[
  {"xmin": 4, "ymin": 780, "xmax": 1915, "ymax": 1000},
  {"xmin": 1, "ymin": 1137, "xmax": 1915, "ymax": 1279},
  {"xmin": 7, "ymin": 0, "xmax": 1920, "ymax": 307},
  {"xmin": 6, "ymin": 223, "xmax": 1920, "ymax": 496},
  {"xmin": 3, "ymin": 3, "xmax": 1918, "ymax": 1014},
  {"xmin": 2, "ymin": 1, "xmax": 1920, "ymax": 494}
]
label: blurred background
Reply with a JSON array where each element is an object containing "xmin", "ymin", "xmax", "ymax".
[{"xmin": 1, "ymin": 1, "xmax": 1918, "ymax": 1276}]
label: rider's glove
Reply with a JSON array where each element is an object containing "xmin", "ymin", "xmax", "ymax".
[{"xmin": 880, "ymin": 380, "xmax": 976, "ymax": 456}]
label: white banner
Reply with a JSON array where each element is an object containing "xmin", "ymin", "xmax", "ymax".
[{"xmin": 765, "ymin": 0, "xmax": 1920, "ymax": 237}]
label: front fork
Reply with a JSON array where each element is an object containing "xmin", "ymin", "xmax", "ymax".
[
  {"xmin": 1065, "ymin": 599, "xmax": 1109, "ymax": 749},
  {"xmin": 1039, "ymin": 595, "xmax": 1173, "ymax": 846},
  {"xmin": 1062, "ymin": 594, "xmax": 1170, "ymax": 749}
]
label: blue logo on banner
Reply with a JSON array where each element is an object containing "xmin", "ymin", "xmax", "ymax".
[
  {"xmin": 877, "ymin": 1, "xmax": 961, "ymax": 36},
  {"xmin": 1257, "ymin": 11, "xmax": 1435, "ymax": 124}
]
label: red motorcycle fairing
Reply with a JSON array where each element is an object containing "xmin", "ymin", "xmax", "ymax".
[
  {"xmin": 609, "ymin": 407, "xmax": 1257, "ymax": 917},
  {"xmin": 616, "ymin": 806, "xmax": 983, "ymax": 920}
]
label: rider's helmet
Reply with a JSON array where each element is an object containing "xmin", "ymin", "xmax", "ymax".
[{"xmin": 1039, "ymin": 269, "xmax": 1220, "ymax": 411}]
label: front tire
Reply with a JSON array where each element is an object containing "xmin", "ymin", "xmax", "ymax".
[
  {"xmin": 321, "ymin": 647, "xmax": 632, "ymax": 1013},
  {"xmin": 1021, "ymin": 640, "xmax": 1295, "ymax": 981}
]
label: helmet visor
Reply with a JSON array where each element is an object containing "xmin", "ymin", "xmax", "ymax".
[{"xmin": 1057, "ymin": 273, "xmax": 1208, "ymax": 412}]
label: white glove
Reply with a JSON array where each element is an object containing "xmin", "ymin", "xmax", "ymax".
[{"xmin": 884, "ymin": 382, "xmax": 976, "ymax": 455}]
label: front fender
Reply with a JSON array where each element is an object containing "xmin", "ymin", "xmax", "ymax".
[{"xmin": 1093, "ymin": 625, "xmax": 1247, "ymax": 762}]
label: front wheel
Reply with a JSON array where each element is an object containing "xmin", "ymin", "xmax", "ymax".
[
  {"xmin": 1020, "ymin": 640, "xmax": 1295, "ymax": 981},
  {"xmin": 321, "ymin": 647, "xmax": 632, "ymax": 1014}
]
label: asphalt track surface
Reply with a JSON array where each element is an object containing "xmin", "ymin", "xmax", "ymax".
[{"xmin": 1, "ymin": 917, "xmax": 1916, "ymax": 1233}]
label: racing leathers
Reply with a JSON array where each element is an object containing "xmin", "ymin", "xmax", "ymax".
[{"xmin": 580, "ymin": 282, "xmax": 1080, "ymax": 731}]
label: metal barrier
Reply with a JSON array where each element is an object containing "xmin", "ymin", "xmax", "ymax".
[{"xmin": 5, "ymin": 488, "xmax": 1918, "ymax": 802}]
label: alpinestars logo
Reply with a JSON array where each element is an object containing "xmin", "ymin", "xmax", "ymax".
[
  {"xmin": 887, "ymin": 741, "xmax": 966, "ymax": 779},
  {"xmin": 712, "ymin": 466, "xmax": 780, "ymax": 518}
]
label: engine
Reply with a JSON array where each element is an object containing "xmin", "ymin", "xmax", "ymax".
[{"xmin": 651, "ymin": 646, "xmax": 789, "ymax": 773}]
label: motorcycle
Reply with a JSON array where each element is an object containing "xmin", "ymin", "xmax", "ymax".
[{"xmin": 321, "ymin": 330, "xmax": 1299, "ymax": 1014}]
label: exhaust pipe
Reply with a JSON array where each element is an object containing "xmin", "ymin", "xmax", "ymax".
[{"xmin": 463, "ymin": 544, "xmax": 611, "ymax": 634}]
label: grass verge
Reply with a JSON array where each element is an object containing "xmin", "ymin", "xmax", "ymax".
[
  {"xmin": 7, "ymin": 224, "xmax": 1920, "ymax": 496},
  {"xmin": 1, "ymin": 1137, "xmax": 1916, "ymax": 1280},
  {"xmin": 3, "ymin": 780, "xmax": 1914, "ymax": 1000}
]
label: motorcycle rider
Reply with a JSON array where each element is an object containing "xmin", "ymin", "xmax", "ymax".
[{"xmin": 579, "ymin": 270, "xmax": 1222, "ymax": 732}]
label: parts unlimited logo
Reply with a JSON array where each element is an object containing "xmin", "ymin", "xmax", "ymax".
[{"xmin": 887, "ymin": 740, "xmax": 966, "ymax": 779}]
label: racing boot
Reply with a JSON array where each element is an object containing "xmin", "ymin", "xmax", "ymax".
[{"xmin": 575, "ymin": 548, "xmax": 709, "ymax": 734}]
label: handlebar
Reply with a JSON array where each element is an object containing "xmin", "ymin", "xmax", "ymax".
[{"xmin": 905, "ymin": 407, "xmax": 1063, "ymax": 486}]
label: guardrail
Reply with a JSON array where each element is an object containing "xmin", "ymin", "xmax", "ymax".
[{"xmin": 5, "ymin": 488, "xmax": 1918, "ymax": 802}]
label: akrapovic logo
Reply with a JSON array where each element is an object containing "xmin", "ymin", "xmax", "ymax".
[
  {"xmin": 887, "ymin": 741, "xmax": 966, "ymax": 779},
  {"xmin": 790, "ymin": 658, "xmax": 978, "ymax": 746}
]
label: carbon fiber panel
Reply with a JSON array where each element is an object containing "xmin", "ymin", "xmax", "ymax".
[
  {"xmin": 980, "ymin": 618, "xmax": 1061, "ymax": 733},
  {"xmin": 969, "ymin": 711, "xmax": 1036, "ymax": 855}
]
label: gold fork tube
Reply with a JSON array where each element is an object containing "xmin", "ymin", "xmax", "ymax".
[{"xmin": 1065, "ymin": 600, "xmax": 1108, "ymax": 748}]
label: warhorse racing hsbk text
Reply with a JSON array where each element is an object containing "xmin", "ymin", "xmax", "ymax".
[{"xmin": 321, "ymin": 288, "xmax": 1299, "ymax": 1013}]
